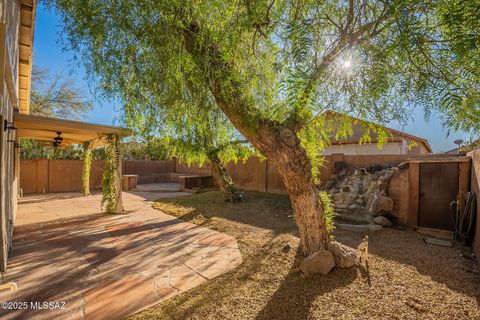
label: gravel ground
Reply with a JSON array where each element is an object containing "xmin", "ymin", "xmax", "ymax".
[{"xmin": 129, "ymin": 191, "xmax": 480, "ymax": 320}]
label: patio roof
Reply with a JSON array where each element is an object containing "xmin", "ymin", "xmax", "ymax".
[{"xmin": 13, "ymin": 113, "xmax": 130, "ymax": 146}]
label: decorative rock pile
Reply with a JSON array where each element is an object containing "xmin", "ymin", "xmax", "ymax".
[
  {"xmin": 299, "ymin": 163, "xmax": 404, "ymax": 276},
  {"xmin": 321, "ymin": 162, "xmax": 401, "ymax": 229},
  {"xmin": 299, "ymin": 240, "xmax": 361, "ymax": 275}
]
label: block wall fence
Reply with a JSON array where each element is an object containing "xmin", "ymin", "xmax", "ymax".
[
  {"xmin": 19, "ymin": 154, "xmax": 417, "ymax": 224},
  {"xmin": 20, "ymin": 154, "xmax": 414, "ymax": 195}
]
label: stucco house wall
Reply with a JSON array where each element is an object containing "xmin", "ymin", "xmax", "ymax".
[
  {"xmin": 323, "ymin": 139, "xmax": 430, "ymax": 155},
  {"xmin": 322, "ymin": 142, "xmax": 404, "ymax": 155},
  {"xmin": 0, "ymin": 0, "xmax": 21, "ymax": 271},
  {"xmin": 0, "ymin": 0, "xmax": 35, "ymax": 271},
  {"xmin": 321, "ymin": 112, "xmax": 431, "ymax": 155}
]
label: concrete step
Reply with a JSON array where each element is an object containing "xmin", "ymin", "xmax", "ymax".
[
  {"xmin": 133, "ymin": 183, "xmax": 182, "ymax": 193},
  {"xmin": 336, "ymin": 223, "xmax": 383, "ymax": 232}
]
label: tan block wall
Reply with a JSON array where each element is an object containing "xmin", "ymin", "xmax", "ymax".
[
  {"xmin": 388, "ymin": 167, "xmax": 410, "ymax": 224},
  {"xmin": 226, "ymin": 157, "xmax": 265, "ymax": 192},
  {"xmin": 20, "ymin": 159, "xmax": 104, "ymax": 193},
  {"xmin": 20, "ymin": 154, "xmax": 434, "ymax": 197},
  {"xmin": 123, "ymin": 159, "xmax": 175, "ymax": 176},
  {"xmin": 175, "ymin": 154, "xmax": 413, "ymax": 195}
]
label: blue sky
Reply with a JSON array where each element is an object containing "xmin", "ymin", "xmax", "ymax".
[
  {"xmin": 33, "ymin": 4, "xmax": 122, "ymax": 126},
  {"xmin": 33, "ymin": 4, "xmax": 471, "ymax": 153}
]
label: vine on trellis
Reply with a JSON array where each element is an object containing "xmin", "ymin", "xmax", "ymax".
[
  {"xmin": 81, "ymin": 140, "xmax": 93, "ymax": 196},
  {"xmin": 101, "ymin": 134, "xmax": 122, "ymax": 213}
]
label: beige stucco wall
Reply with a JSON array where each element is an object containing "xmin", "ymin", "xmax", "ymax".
[
  {"xmin": 323, "ymin": 139, "xmax": 430, "ymax": 155},
  {"xmin": 322, "ymin": 142, "xmax": 404, "ymax": 155},
  {"xmin": 0, "ymin": 0, "xmax": 21, "ymax": 271},
  {"xmin": 408, "ymin": 142, "xmax": 430, "ymax": 155}
]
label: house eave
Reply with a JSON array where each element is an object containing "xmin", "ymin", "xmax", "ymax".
[{"xmin": 18, "ymin": 0, "xmax": 36, "ymax": 114}]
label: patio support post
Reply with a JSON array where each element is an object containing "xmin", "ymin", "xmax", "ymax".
[
  {"xmin": 114, "ymin": 136, "xmax": 123, "ymax": 214},
  {"xmin": 81, "ymin": 140, "xmax": 93, "ymax": 196},
  {"xmin": 102, "ymin": 133, "xmax": 123, "ymax": 213}
]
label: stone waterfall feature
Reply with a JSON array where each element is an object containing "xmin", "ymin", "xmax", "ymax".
[{"xmin": 321, "ymin": 163, "xmax": 403, "ymax": 230}]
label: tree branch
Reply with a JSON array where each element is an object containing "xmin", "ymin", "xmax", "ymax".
[{"xmin": 291, "ymin": 4, "xmax": 394, "ymax": 128}]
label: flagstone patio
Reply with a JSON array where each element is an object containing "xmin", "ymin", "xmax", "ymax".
[{"xmin": 0, "ymin": 192, "xmax": 242, "ymax": 320}]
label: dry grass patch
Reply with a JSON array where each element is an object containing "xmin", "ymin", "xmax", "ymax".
[{"xmin": 130, "ymin": 191, "xmax": 480, "ymax": 320}]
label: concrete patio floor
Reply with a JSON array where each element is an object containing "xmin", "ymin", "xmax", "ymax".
[{"xmin": 0, "ymin": 192, "xmax": 242, "ymax": 320}]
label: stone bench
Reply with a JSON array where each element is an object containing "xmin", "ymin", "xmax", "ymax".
[
  {"xmin": 122, "ymin": 174, "xmax": 139, "ymax": 191},
  {"xmin": 178, "ymin": 175, "xmax": 213, "ymax": 191},
  {"xmin": 136, "ymin": 173, "xmax": 187, "ymax": 184}
]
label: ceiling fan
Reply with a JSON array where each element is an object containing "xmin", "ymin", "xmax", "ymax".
[{"xmin": 52, "ymin": 132, "xmax": 63, "ymax": 148}]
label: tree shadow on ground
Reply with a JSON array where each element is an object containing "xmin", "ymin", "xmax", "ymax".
[
  {"xmin": 253, "ymin": 249, "xmax": 358, "ymax": 320},
  {"xmin": 132, "ymin": 237, "xmax": 358, "ymax": 320},
  {"xmin": 154, "ymin": 191, "xmax": 480, "ymax": 305},
  {"xmin": 367, "ymin": 228, "xmax": 480, "ymax": 304},
  {"xmin": 153, "ymin": 191, "xmax": 298, "ymax": 235}
]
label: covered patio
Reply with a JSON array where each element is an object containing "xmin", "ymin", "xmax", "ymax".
[
  {"xmin": 0, "ymin": 191, "xmax": 242, "ymax": 319},
  {"xmin": 14, "ymin": 112, "xmax": 129, "ymax": 215}
]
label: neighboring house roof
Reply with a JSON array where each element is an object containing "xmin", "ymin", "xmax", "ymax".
[
  {"xmin": 445, "ymin": 147, "xmax": 459, "ymax": 154},
  {"xmin": 19, "ymin": 0, "xmax": 36, "ymax": 114},
  {"xmin": 321, "ymin": 111, "xmax": 432, "ymax": 153}
]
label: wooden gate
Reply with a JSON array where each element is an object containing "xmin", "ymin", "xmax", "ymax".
[{"xmin": 418, "ymin": 162, "xmax": 459, "ymax": 231}]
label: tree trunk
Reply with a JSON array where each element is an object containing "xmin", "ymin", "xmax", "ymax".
[
  {"xmin": 252, "ymin": 125, "xmax": 329, "ymax": 256},
  {"xmin": 209, "ymin": 153, "xmax": 243, "ymax": 202}
]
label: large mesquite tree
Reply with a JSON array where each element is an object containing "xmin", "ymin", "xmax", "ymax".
[{"xmin": 48, "ymin": 0, "xmax": 480, "ymax": 255}]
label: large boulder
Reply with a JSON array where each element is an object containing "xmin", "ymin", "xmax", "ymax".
[
  {"xmin": 328, "ymin": 241, "xmax": 358, "ymax": 268},
  {"xmin": 375, "ymin": 195, "xmax": 394, "ymax": 214},
  {"xmin": 377, "ymin": 179, "xmax": 389, "ymax": 191},
  {"xmin": 323, "ymin": 179, "xmax": 336, "ymax": 190},
  {"xmin": 361, "ymin": 174, "xmax": 373, "ymax": 193},
  {"xmin": 300, "ymin": 250, "xmax": 335, "ymax": 275},
  {"xmin": 374, "ymin": 215, "xmax": 393, "ymax": 227},
  {"xmin": 333, "ymin": 191, "xmax": 358, "ymax": 208}
]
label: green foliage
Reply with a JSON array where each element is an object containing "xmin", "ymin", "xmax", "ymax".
[
  {"xmin": 20, "ymin": 139, "xmax": 50, "ymax": 159},
  {"xmin": 101, "ymin": 134, "xmax": 120, "ymax": 213},
  {"xmin": 48, "ymin": 0, "xmax": 480, "ymax": 182},
  {"xmin": 120, "ymin": 68, "xmax": 256, "ymax": 167},
  {"xmin": 81, "ymin": 141, "xmax": 93, "ymax": 195},
  {"xmin": 318, "ymin": 191, "xmax": 335, "ymax": 233},
  {"xmin": 121, "ymin": 139, "xmax": 172, "ymax": 160},
  {"xmin": 20, "ymin": 139, "xmax": 85, "ymax": 159}
]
